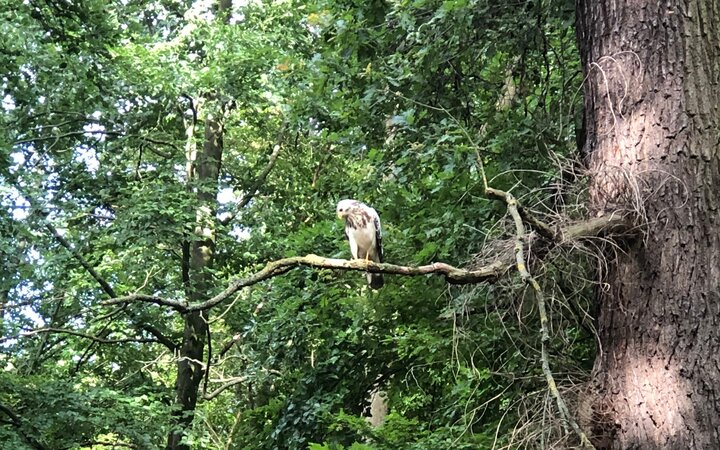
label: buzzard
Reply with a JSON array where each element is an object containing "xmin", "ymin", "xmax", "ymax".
[{"xmin": 336, "ymin": 199, "xmax": 384, "ymax": 289}]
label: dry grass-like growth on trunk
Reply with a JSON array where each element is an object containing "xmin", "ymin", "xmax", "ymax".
[{"xmin": 446, "ymin": 153, "xmax": 646, "ymax": 449}]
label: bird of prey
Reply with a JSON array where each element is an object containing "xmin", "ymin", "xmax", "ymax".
[{"xmin": 336, "ymin": 199, "xmax": 384, "ymax": 289}]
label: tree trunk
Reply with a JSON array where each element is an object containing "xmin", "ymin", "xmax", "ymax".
[
  {"xmin": 166, "ymin": 117, "xmax": 224, "ymax": 450},
  {"xmin": 576, "ymin": 0, "xmax": 720, "ymax": 448}
]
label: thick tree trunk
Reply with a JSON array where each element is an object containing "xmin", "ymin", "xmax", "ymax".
[
  {"xmin": 166, "ymin": 118, "xmax": 224, "ymax": 450},
  {"xmin": 576, "ymin": 0, "xmax": 720, "ymax": 448}
]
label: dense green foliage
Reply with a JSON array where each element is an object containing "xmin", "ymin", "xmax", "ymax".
[{"xmin": 1, "ymin": 0, "xmax": 591, "ymax": 448}]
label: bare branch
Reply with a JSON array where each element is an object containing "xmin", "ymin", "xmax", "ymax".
[
  {"xmin": 103, "ymin": 209, "xmax": 631, "ymax": 314},
  {"xmin": 202, "ymin": 377, "xmax": 248, "ymax": 401},
  {"xmin": 104, "ymin": 256, "xmax": 507, "ymax": 312},
  {"xmin": 61, "ymin": 441, "xmax": 137, "ymax": 450},
  {"xmin": 103, "ymin": 293, "xmax": 189, "ymax": 311},
  {"xmin": 488, "ymin": 187, "xmax": 595, "ymax": 449},
  {"xmin": 561, "ymin": 213, "xmax": 631, "ymax": 239}
]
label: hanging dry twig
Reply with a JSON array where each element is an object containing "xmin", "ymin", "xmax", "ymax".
[{"xmin": 487, "ymin": 187, "xmax": 596, "ymax": 449}]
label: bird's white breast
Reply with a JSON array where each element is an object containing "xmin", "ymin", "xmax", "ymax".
[{"xmin": 346, "ymin": 223, "xmax": 376, "ymax": 259}]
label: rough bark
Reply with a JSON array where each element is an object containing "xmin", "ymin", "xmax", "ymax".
[{"xmin": 576, "ymin": 0, "xmax": 720, "ymax": 448}]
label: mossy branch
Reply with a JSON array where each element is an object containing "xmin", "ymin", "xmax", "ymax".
[{"xmin": 104, "ymin": 257, "xmax": 507, "ymax": 313}]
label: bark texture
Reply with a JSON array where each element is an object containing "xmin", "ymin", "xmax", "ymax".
[{"xmin": 576, "ymin": 0, "xmax": 720, "ymax": 448}]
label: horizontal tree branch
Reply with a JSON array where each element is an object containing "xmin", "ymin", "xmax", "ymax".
[
  {"xmin": 104, "ymin": 257, "xmax": 508, "ymax": 312},
  {"xmin": 561, "ymin": 213, "xmax": 631, "ymax": 239},
  {"xmin": 103, "ymin": 214, "xmax": 631, "ymax": 314},
  {"xmin": 61, "ymin": 441, "xmax": 137, "ymax": 450},
  {"xmin": 13, "ymin": 128, "xmax": 179, "ymax": 156}
]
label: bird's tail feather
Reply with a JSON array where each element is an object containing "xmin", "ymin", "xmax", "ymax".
[{"xmin": 367, "ymin": 273, "xmax": 384, "ymax": 289}]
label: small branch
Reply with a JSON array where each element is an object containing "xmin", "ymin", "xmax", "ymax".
[
  {"xmin": 12, "ymin": 129, "xmax": 113, "ymax": 145},
  {"xmin": 221, "ymin": 128, "xmax": 287, "ymax": 226},
  {"xmin": 517, "ymin": 206, "xmax": 557, "ymax": 241},
  {"xmin": 486, "ymin": 188, "xmax": 558, "ymax": 241},
  {"xmin": 0, "ymin": 403, "xmax": 21, "ymax": 427},
  {"xmin": 236, "ymin": 143, "xmax": 282, "ymax": 210},
  {"xmin": 26, "ymin": 297, "xmax": 63, "ymax": 374},
  {"xmin": 202, "ymin": 377, "xmax": 248, "ymax": 401},
  {"xmin": 139, "ymin": 323, "xmax": 179, "ymax": 351},
  {"xmin": 217, "ymin": 334, "xmax": 242, "ymax": 360},
  {"xmin": 0, "ymin": 327, "xmax": 163, "ymax": 345},
  {"xmin": 488, "ymin": 187, "xmax": 595, "ymax": 449},
  {"xmin": 311, "ymin": 151, "xmax": 330, "ymax": 189},
  {"xmin": 45, "ymin": 224, "xmax": 116, "ymax": 298}
]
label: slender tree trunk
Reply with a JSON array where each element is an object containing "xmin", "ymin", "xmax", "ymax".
[
  {"xmin": 576, "ymin": 0, "xmax": 720, "ymax": 448},
  {"xmin": 167, "ymin": 1, "xmax": 231, "ymax": 446},
  {"xmin": 166, "ymin": 117, "xmax": 224, "ymax": 450}
]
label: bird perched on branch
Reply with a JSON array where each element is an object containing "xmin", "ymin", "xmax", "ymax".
[{"xmin": 336, "ymin": 199, "xmax": 384, "ymax": 289}]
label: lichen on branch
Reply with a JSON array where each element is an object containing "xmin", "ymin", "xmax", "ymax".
[{"xmin": 104, "ymin": 256, "xmax": 508, "ymax": 313}]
